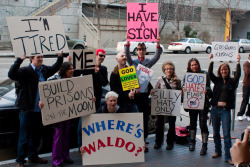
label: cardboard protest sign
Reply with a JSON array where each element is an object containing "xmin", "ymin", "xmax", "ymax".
[
  {"xmin": 183, "ymin": 73, "xmax": 206, "ymax": 110},
  {"xmin": 81, "ymin": 113, "xmax": 144, "ymax": 165},
  {"xmin": 127, "ymin": 3, "xmax": 158, "ymax": 41},
  {"xmin": 211, "ymin": 42, "xmax": 239, "ymax": 62},
  {"xmin": 39, "ymin": 75, "xmax": 95, "ymax": 125},
  {"xmin": 136, "ymin": 64, "xmax": 153, "ymax": 93},
  {"xmin": 6, "ymin": 16, "xmax": 68, "ymax": 57},
  {"xmin": 119, "ymin": 66, "xmax": 139, "ymax": 91},
  {"xmin": 151, "ymin": 89, "xmax": 181, "ymax": 116},
  {"xmin": 69, "ymin": 49, "xmax": 96, "ymax": 70}
]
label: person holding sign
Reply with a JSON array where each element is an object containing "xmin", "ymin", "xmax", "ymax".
[
  {"xmin": 39, "ymin": 62, "xmax": 75, "ymax": 167},
  {"xmin": 97, "ymin": 91, "xmax": 125, "ymax": 113},
  {"xmin": 151, "ymin": 61, "xmax": 181, "ymax": 150},
  {"xmin": 8, "ymin": 53, "xmax": 63, "ymax": 167},
  {"xmin": 237, "ymin": 54, "xmax": 250, "ymax": 121},
  {"xmin": 125, "ymin": 36, "xmax": 162, "ymax": 151},
  {"xmin": 208, "ymin": 54, "xmax": 241, "ymax": 164},
  {"xmin": 182, "ymin": 58, "xmax": 212, "ymax": 155},
  {"xmin": 110, "ymin": 52, "xmax": 138, "ymax": 113}
]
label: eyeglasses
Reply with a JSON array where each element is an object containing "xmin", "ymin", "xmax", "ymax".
[
  {"xmin": 99, "ymin": 54, "xmax": 105, "ymax": 58},
  {"xmin": 137, "ymin": 48, "xmax": 146, "ymax": 51}
]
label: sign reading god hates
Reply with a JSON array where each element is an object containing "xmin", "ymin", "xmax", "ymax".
[
  {"xmin": 151, "ymin": 89, "xmax": 181, "ymax": 116},
  {"xmin": 119, "ymin": 66, "xmax": 139, "ymax": 91},
  {"xmin": 211, "ymin": 42, "xmax": 239, "ymax": 62},
  {"xmin": 127, "ymin": 3, "xmax": 158, "ymax": 41},
  {"xmin": 7, "ymin": 16, "xmax": 68, "ymax": 58},
  {"xmin": 39, "ymin": 75, "xmax": 95, "ymax": 125},
  {"xmin": 81, "ymin": 113, "xmax": 144, "ymax": 165},
  {"xmin": 136, "ymin": 64, "xmax": 153, "ymax": 93},
  {"xmin": 183, "ymin": 73, "xmax": 206, "ymax": 110},
  {"xmin": 69, "ymin": 49, "xmax": 96, "ymax": 70}
]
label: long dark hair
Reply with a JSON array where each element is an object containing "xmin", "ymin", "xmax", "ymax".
[
  {"xmin": 187, "ymin": 58, "xmax": 201, "ymax": 72},
  {"xmin": 59, "ymin": 62, "xmax": 73, "ymax": 78},
  {"xmin": 217, "ymin": 63, "xmax": 230, "ymax": 78}
]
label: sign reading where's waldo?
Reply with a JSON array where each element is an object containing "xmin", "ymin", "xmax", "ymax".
[
  {"xmin": 119, "ymin": 66, "xmax": 139, "ymax": 91},
  {"xmin": 81, "ymin": 113, "xmax": 145, "ymax": 165},
  {"xmin": 7, "ymin": 16, "xmax": 68, "ymax": 58},
  {"xmin": 183, "ymin": 73, "xmax": 206, "ymax": 110},
  {"xmin": 127, "ymin": 3, "xmax": 158, "ymax": 41}
]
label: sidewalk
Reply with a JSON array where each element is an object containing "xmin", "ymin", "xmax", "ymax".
[{"xmin": 1, "ymin": 112, "xmax": 249, "ymax": 167}]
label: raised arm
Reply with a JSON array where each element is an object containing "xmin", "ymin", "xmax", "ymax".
[
  {"xmin": 124, "ymin": 42, "xmax": 134, "ymax": 66},
  {"xmin": 45, "ymin": 51, "xmax": 64, "ymax": 77},
  {"xmin": 233, "ymin": 54, "xmax": 241, "ymax": 85},
  {"xmin": 8, "ymin": 55, "xmax": 26, "ymax": 81},
  {"xmin": 208, "ymin": 54, "xmax": 217, "ymax": 83},
  {"xmin": 147, "ymin": 35, "xmax": 162, "ymax": 68}
]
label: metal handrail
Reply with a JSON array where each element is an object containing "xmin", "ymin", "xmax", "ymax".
[
  {"xmin": 34, "ymin": 0, "xmax": 62, "ymax": 16},
  {"xmin": 25, "ymin": 0, "xmax": 51, "ymax": 16},
  {"xmin": 81, "ymin": 13, "xmax": 99, "ymax": 33}
]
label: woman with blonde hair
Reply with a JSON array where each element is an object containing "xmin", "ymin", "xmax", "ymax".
[
  {"xmin": 152, "ymin": 61, "xmax": 181, "ymax": 150},
  {"xmin": 208, "ymin": 54, "xmax": 241, "ymax": 165}
]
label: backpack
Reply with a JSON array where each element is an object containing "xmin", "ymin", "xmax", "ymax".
[{"xmin": 175, "ymin": 126, "xmax": 190, "ymax": 145}]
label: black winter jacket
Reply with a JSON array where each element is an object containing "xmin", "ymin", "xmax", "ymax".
[
  {"xmin": 8, "ymin": 56, "xmax": 63, "ymax": 111},
  {"xmin": 208, "ymin": 62, "xmax": 241, "ymax": 110}
]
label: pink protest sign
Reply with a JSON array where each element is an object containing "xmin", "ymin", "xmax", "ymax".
[{"xmin": 127, "ymin": 3, "xmax": 158, "ymax": 42}]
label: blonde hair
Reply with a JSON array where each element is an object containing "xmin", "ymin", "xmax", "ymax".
[{"xmin": 162, "ymin": 61, "xmax": 179, "ymax": 81}]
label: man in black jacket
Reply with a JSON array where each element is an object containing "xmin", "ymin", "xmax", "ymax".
[{"xmin": 8, "ymin": 53, "xmax": 63, "ymax": 167}]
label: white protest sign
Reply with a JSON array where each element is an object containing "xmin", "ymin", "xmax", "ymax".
[
  {"xmin": 81, "ymin": 113, "xmax": 144, "ymax": 166},
  {"xmin": 39, "ymin": 75, "xmax": 95, "ymax": 125},
  {"xmin": 151, "ymin": 89, "xmax": 181, "ymax": 116},
  {"xmin": 136, "ymin": 64, "xmax": 153, "ymax": 93},
  {"xmin": 69, "ymin": 49, "xmax": 96, "ymax": 70},
  {"xmin": 7, "ymin": 16, "xmax": 69, "ymax": 57},
  {"xmin": 183, "ymin": 73, "xmax": 206, "ymax": 110},
  {"xmin": 211, "ymin": 42, "xmax": 239, "ymax": 62}
]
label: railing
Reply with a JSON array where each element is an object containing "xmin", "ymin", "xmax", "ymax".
[
  {"xmin": 34, "ymin": 0, "xmax": 72, "ymax": 16},
  {"xmin": 25, "ymin": 0, "xmax": 53, "ymax": 16},
  {"xmin": 81, "ymin": 13, "xmax": 99, "ymax": 39},
  {"xmin": 103, "ymin": 39, "xmax": 112, "ymax": 47}
]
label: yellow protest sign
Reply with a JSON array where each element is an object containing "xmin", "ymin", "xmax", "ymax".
[{"xmin": 119, "ymin": 66, "xmax": 139, "ymax": 91}]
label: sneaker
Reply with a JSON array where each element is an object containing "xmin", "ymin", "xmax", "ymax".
[
  {"xmin": 247, "ymin": 116, "xmax": 250, "ymax": 121},
  {"xmin": 238, "ymin": 116, "xmax": 243, "ymax": 121}
]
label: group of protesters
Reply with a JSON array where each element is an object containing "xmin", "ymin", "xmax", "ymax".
[{"xmin": 8, "ymin": 35, "xmax": 250, "ymax": 167}]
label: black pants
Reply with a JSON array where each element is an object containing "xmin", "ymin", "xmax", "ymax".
[
  {"xmin": 189, "ymin": 109, "xmax": 208, "ymax": 134},
  {"xmin": 238, "ymin": 85, "xmax": 250, "ymax": 117},
  {"xmin": 155, "ymin": 116, "xmax": 176, "ymax": 145},
  {"xmin": 135, "ymin": 93, "xmax": 149, "ymax": 139}
]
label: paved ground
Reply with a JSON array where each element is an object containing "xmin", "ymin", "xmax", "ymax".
[{"xmin": 1, "ymin": 114, "xmax": 249, "ymax": 167}]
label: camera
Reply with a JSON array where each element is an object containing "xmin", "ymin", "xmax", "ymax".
[{"xmin": 241, "ymin": 128, "xmax": 250, "ymax": 146}]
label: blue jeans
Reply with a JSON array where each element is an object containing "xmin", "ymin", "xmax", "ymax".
[
  {"xmin": 211, "ymin": 107, "xmax": 232, "ymax": 161},
  {"xmin": 16, "ymin": 110, "xmax": 42, "ymax": 163}
]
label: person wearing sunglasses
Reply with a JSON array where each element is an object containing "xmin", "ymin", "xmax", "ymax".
[
  {"xmin": 68, "ymin": 49, "xmax": 109, "ymax": 152},
  {"xmin": 124, "ymin": 35, "xmax": 162, "ymax": 152}
]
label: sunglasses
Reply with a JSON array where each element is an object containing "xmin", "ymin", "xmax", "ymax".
[
  {"xmin": 99, "ymin": 54, "xmax": 105, "ymax": 58},
  {"xmin": 137, "ymin": 48, "xmax": 146, "ymax": 51}
]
